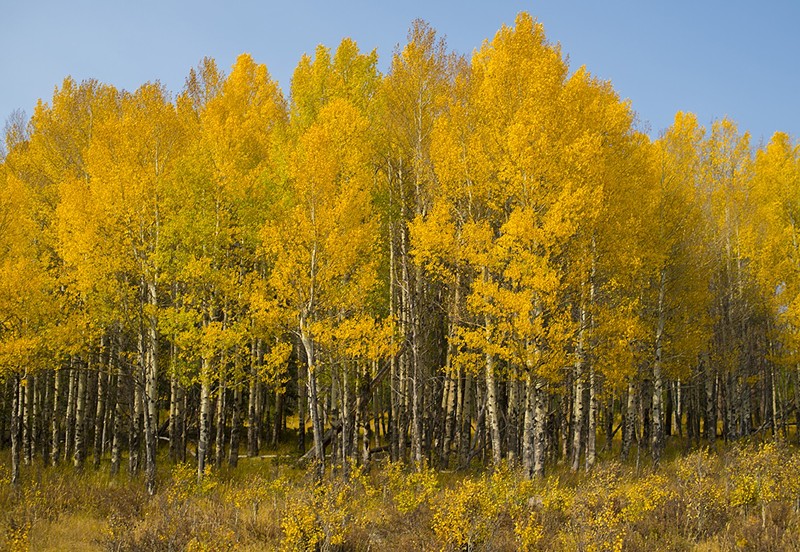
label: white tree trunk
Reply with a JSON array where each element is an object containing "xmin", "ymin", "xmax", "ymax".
[{"xmin": 197, "ymin": 357, "xmax": 211, "ymax": 481}]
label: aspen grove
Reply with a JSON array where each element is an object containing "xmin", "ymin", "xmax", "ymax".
[{"xmin": 3, "ymin": 13, "xmax": 800, "ymax": 496}]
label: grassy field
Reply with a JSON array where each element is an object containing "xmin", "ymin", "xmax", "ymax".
[{"xmin": 2, "ymin": 439, "xmax": 800, "ymax": 551}]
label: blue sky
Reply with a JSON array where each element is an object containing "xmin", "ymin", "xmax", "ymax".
[{"xmin": 1, "ymin": 1, "xmax": 798, "ymax": 144}]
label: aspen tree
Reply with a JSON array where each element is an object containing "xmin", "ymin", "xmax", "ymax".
[
  {"xmin": 167, "ymin": 54, "xmax": 286, "ymax": 480},
  {"xmin": 266, "ymin": 39, "xmax": 380, "ymax": 475},
  {"xmin": 70, "ymin": 81, "xmax": 184, "ymax": 492},
  {"xmin": 700, "ymin": 119, "xmax": 754, "ymax": 442},
  {"xmin": 379, "ymin": 20, "xmax": 457, "ymax": 465},
  {"xmin": 746, "ymin": 132, "xmax": 800, "ymax": 439},
  {"xmin": 0, "ymin": 147, "xmax": 55, "ymax": 484},
  {"xmin": 639, "ymin": 112, "xmax": 713, "ymax": 464}
]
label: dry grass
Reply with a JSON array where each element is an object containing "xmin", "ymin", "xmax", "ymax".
[
  {"xmin": 29, "ymin": 514, "xmax": 105, "ymax": 552},
  {"xmin": 3, "ymin": 442, "xmax": 800, "ymax": 550}
]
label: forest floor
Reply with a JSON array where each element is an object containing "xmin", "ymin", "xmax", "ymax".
[{"xmin": 3, "ymin": 437, "xmax": 800, "ymax": 551}]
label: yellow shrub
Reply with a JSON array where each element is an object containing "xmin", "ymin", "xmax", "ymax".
[
  {"xmin": 432, "ymin": 467, "xmax": 517, "ymax": 551},
  {"xmin": 620, "ymin": 473, "xmax": 674, "ymax": 524},
  {"xmin": 540, "ymin": 477, "xmax": 575, "ymax": 516},
  {"xmin": 223, "ymin": 475, "xmax": 275, "ymax": 525},
  {"xmin": 5, "ymin": 520, "xmax": 31, "ymax": 552},
  {"xmin": 281, "ymin": 464, "xmax": 377, "ymax": 551},
  {"xmin": 728, "ymin": 442, "xmax": 796, "ymax": 509},
  {"xmin": 386, "ymin": 461, "xmax": 439, "ymax": 515},
  {"xmin": 167, "ymin": 462, "xmax": 218, "ymax": 507},
  {"xmin": 675, "ymin": 448, "xmax": 727, "ymax": 539},
  {"xmin": 433, "ymin": 477, "xmax": 491, "ymax": 550},
  {"xmin": 281, "ymin": 494, "xmax": 325, "ymax": 552},
  {"xmin": 514, "ymin": 512, "xmax": 544, "ymax": 551},
  {"xmin": 185, "ymin": 528, "xmax": 237, "ymax": 552}
]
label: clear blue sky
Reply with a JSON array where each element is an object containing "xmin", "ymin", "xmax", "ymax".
[{"xmin": 2, "ymin": 1, "xmax": 798, "ymax": 144}]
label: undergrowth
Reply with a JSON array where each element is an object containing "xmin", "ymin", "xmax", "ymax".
[{"xmin": 2, "ymin": 442, "xmax": 800, "ymax": 550}]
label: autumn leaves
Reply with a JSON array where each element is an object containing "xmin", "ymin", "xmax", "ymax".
[{"xmin": 2, "ymin": 12, "xmax": 799, "ymax": 492}]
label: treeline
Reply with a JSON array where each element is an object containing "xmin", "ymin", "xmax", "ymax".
[{"xmin": 1, "ymin": 13, "xmax": 799, "ymax": 493}]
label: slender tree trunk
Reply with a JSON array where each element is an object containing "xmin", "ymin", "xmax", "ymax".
[
  {"xmin": 330, "ymin": 372, "xmax": 339, "ymax": 467},
  {"xmin": 85, "ymin": 369, "xmax": 97, "ymax": 464},
  {"xmin": 168, "ymin": 340, "xmax": 184, "ymax": 464},
  {"xmin": 410, "ymin": 326, "xmax": 423, "ymax": 466},
  {"xmin": 340, "ymin": 368, "xmax": 349, "ymax": 463},
  {"xmin": 398, "ymin": 352, "xmax": 408, "ymax": 463},
  {"xmin": 621, "ymin": 381, "xmax": 637, "ymax": 460},
  {"xmin": 705, "ymin": 362, "xmax": 716, "ymax": 444},
  {"xmin": 248, "ymin": 340, "xmax": 260, "ymax": 457},
  {"xmin": 198, "ymin": 357, "xmax": 212, "ymax": 481},
  {"xmin": 352, "ymin": 370, "xmax": 363, "ymax": 467},
  {"xmin": 665, "ymin": 382, "xmax": 673, "ymax": 437},
  {"xmin": 560, "ymin": 391, "xmax": 570, "ymax": 464},
  {"xmin": 63, "ymin": 364, "xmax": 76, "ymax": 463},
  {"xmin": 424, "ymin": 330, "xmax": 439, "ymax": 466},
  {"xmin": 271, "ymin": 389, "xmax": 282, "ymax": 448},
  {"xmin": 400, "ymin": 221, "xmax": 423, "ymax": 467},
  {"xmin": 452, "ymin": 366, "xmax": 463, "ymax": 460},
  {"xmin": 533, "ymin": 378, "xmax": 547, "ymax": 478},
  {"xmin": 297, "ymin": 356, "xmax": 306, "ymax": 455},
  {"xmin": 771, "ymin": 365, "xmax": 780, "ymax": 441},
  {"xmin": 37, "ymin": 373, "xmax": 46, "ymax": 457},
  {"xmin": 168, "ymin": 373, "xmax": 182, "ymax": 462},
  {"xmin": 175, "ymin": 380, "xmax": 188, "ymax": 462},
  {"xmin": 457, "ymin": 371, "xmax": 473, "ymax": 469},
  {"xmin": 485, "ymin": 349, "xmax": 502, "ymax": 466},
  {"xmin": 440, "ymin": 277, "xmax": 460, "ymax": 467},
  {"xmin": 741, "ymin": 373, "xmax": 751, "ymax": 436},
  {"xmin": 11, "ymin": 374, "xmax": 20, "ymax": 486},
  {"xmin": 441, "ymin": 367, "xmax": 457, "ymax": 467},
  {"xmin": 481, "ymin": 268, "xmax": 502, "ymax": 468},
  {"xmin": 301, "ymin": 326, "xmax": 325, "ymax": 478},
  {"xmin": 475, "ymin": 378, "xmax": 486, "ymax": 465},
  {"xmin": 505, "ymin": 379, "xmax": 519, "ymax": 464},
  {"xmin": 22, "ymin": 373, "xmax": 34, "ymax": 466},
  {"xmin": 93, "ymin": 361, "xmax": 108, "ymax": 469},
  {"xmin": 110, "ymin": 369, "xmax": 123, "ymax": 477},
  {"xmin": 262, "ymin": 390, "xmax": 270, "ymax": 450},
  {"xmin": 215, "ymin": 374, "xmax": 226, "ymax": 469},
  {"xmin": 586, "ymin": 366, "xmax": 597, "ymax": 471},
  {"xmin": 389, "ymin": 349, "xmax": 399, "ymax": 462},
  {"xmin": 571, "ymin": 372, "xmax": 584, "ymax": 472},
  {"xmin": 229, "ymin": 384, "xmax": 242, "ymax": 468},
  {"xmin": 652, "ymin": 366, "xmax": 665, "ymax": 465},
  {"xmin": 103, "ymin": 369, "xmax": 117, "ymax": 459},
  {"xmin": 685, "ymin": 381, "xmax": 695, "ymax": 447},
  {"xmin": 675, "ymin": 380, "xmax": 683, "ymax": 438},
  {"xmin": 308, "ymin": 365, "xmax": 324, "ymax": 476},
  {"xmin": 571, "ymin": 300, "xmax": 588, "ymax": 472},
  {"xmin": 363, "ymin": 367, "xmax": 374, "ymax": 467},
  {"xmin": 0, "ymin": 379, "xmax": 7, "ymax": 451},
  {"xmin": 51, "ymin": 369, "xmax": 62, "ymax": 466},
  {"xmin": 605, "ymin": 393, "xmax": 614, "ymax": 453},
  {"xmin": 168, "ymin": 372, "xmax": 177, "ymax": 463},
  {"xmin": 374, "ymin": 379, "xmax": 384, "ymax": 446},
  {"xmin": 652, "ymin": 269, "xmax": 667, "ymax": 465},
  {"xmin": 73, "ymin": 362, "xmax": 87, "ymax": 470},
  {"xmin": 585, "ymin": 257, "xmax": 598, "ymax": 470},
  {"xmin": 693, "ymin": 379, "xmax": 702, "ymax": 447},
  {"xmin": 142, "ymin": 279, "xmax": 159, "ymax": 495},
  {"xmin": 523, "ymin": 370, "xmax": 535, "ymax": 478},
  {"xmin": 130, "ymin": 373, "xmax": 143, "ymax": 476},
  {"xmin": 388, "ymin": 221, "xmax": 400, "ymax": 463},
  {"xmin": 723, "ymin": 373, "xmax": 733, "ymax": 441},
  {"xmin": 180, "ymin": 385, "xmax": 188, "ymax": 462}
]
